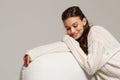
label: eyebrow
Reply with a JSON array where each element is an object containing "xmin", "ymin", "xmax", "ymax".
[
  {"xmin": 72, "ymin": 22, "xmax": 78, "ymax": 26},
  {"xmin": 65, "ymin": 22, "xmax": 78, "ymax": 28}
]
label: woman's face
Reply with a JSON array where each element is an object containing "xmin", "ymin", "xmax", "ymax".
[{"xmin": 63, "ymin": 16, "xmax": 86, "ymax": 39}]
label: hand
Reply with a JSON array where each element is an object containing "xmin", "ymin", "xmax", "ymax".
[{"xmin": 24, "ymin": 54, "xmax": 31, "ymax": 67}]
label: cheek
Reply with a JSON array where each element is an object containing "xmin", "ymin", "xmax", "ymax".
[
  {"xmin": 66, "ymin": 30, "xmax": 70, "ymax": 35},
  {"xmin": 80, "ymin": 28, "xmax": 84, "ymax": 35},
  {"xmin": 76, "ymin": 26, "xmax": 82, "ymax": 31},
  {"xmin": 77, "ymin": 25, "xmax": 84, "ymax": 31}
]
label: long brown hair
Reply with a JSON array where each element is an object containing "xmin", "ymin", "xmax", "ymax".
[{"xmin": 62, "ymin": 6, "xmax": 90, "ymax": 55}]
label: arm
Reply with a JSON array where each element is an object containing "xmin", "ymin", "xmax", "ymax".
[
  {"xmin": 24, "ymin": 41, "xmax": 70, "ymax": 67},
  {"xmin": 63, "ymin": 35, "xmax": 105, "ymax": 75}
]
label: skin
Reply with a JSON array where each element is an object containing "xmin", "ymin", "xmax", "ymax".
[
  {"xmin": 24, "ymin": 54, "xmax": 31, "ymax": 67},
  {"xmin": 24, "ymin": 16, "xmax": 87, "ymax": 67},
  {"xmin": 63, "ymin": 16, "xmax": 87, "ymax": 39}
]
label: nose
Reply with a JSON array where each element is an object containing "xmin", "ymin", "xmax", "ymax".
[{"xmin": 71, "ymin": 27, "xmax": 76, "ymax": 33}]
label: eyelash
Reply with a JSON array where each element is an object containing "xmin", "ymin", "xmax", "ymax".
[
  {"xmin": 66, "ymin": 24, "xmax": 78, "ymax": 30},
  {"xmin": 74, "ymin": 25, "xmax": 77, "ymax": 28},
  {"xmin": 67, "ymin": 28, "xmax": 70, "ymax": 30}
]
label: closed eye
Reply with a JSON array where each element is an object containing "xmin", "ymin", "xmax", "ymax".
[
  {"xmin": 73, "ymin": 23, "xmax": 78, "ymax": 28},
  {"xmin": 66, "ymin": 27, "xmax": 70, "ymax": 30},
  {"xmin": 73, "ymin": 25, "xmax": 77, "ymax": 28}
]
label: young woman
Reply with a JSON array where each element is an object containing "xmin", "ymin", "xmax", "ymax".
[{"xmin": 24, "ymin": 6, "xmax": 120, "ymax": 79}]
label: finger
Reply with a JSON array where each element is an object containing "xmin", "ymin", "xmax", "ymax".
[
  {"xmin": 23, "ymin": 55, "xmax": 31, "ymax": 67},
  {"xmin": 26, "ymin": 56, "xmax": 30, "ymax": 66},
  {"xmin": 24, "ymin": 58, "xmax": 27, "ymax": 67},
  {"xmin": 24, "ymin": 57, "xmax": 28, "ymax": 67}
]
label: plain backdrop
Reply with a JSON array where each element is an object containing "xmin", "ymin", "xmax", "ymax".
[{"xmin": 0, "ymin": 0, "xmax": 120, "ymax": 80}]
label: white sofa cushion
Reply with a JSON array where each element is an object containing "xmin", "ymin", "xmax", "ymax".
[{"xmin": 20, "ymin": 52, "xmax": 89, "ymax": 80}]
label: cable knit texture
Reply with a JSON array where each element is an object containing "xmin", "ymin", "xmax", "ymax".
[{"xmin": 26, "ymin": 25, "xmax": 120, "ymax": 80}]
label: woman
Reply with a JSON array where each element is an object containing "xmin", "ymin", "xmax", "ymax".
[{"xmin": 24, "ymin": 6, "xmax": 120, "ymax": 79}]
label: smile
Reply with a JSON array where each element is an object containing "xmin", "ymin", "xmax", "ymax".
[{"xmin": 72, "ymin": 33, "xmax": 78, "ymax": 37}]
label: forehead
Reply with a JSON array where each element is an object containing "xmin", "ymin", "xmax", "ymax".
[{"xmin": 63, "ymin": 16, "xmax": 81, "ymax": 26}]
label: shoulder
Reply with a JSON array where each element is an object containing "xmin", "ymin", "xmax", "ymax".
[
  {"xmin": 88, "ymin": 25, "xmax": 103, "ymax": 38},
  {"xmin": 88, "ymin": 25, "xmax": 119, "ymax": 43},
  {"xmin": 90, "ymin": 25, "xmax": 107, "ymax": 32},
  {"xmin": 88, "ymin": 25, "xmax": 111, "ymax": 41},
  {"xmin": 89, "ymin": 26, "xmax": 120, "ymax": 53}
]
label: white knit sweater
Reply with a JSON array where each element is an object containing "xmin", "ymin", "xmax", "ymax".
[{"xmin": 26, "ymin": 25, "xmax": 120, "ymax": 80}]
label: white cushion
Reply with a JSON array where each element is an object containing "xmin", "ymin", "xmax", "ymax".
[{"xmin": 20, "ymin": 52, "xmax": 89, "ymax": 80}]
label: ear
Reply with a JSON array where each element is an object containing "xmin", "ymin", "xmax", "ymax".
[{"xmin": 82, "ymin": 18, "xmax": 87, "ymax": 26}]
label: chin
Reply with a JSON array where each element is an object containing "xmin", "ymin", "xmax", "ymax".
[
  {"xmin": 74, "ymin": 36, "xmax": 80, "ymax": 40},
  {"xmin": 74, "ymin": 36, "xmax": 82, "ymax": 40},
  {"xmin": 70, "ymin": 34, "xmax": 81, "ymax": 39}
]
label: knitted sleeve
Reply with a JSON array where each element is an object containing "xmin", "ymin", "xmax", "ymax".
[{"xmin": 25, "ymin": 41, "xmax": 70, "ymax": 61}]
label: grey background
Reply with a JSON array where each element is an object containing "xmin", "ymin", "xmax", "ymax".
[{"xmin": 0, "ymin": 0, "xmax": 120, "ymax": 80}]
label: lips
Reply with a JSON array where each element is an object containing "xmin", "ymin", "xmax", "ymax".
[{"xmin": 72, "ymin": 33, "xmax": 78, "ymax": 38}]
